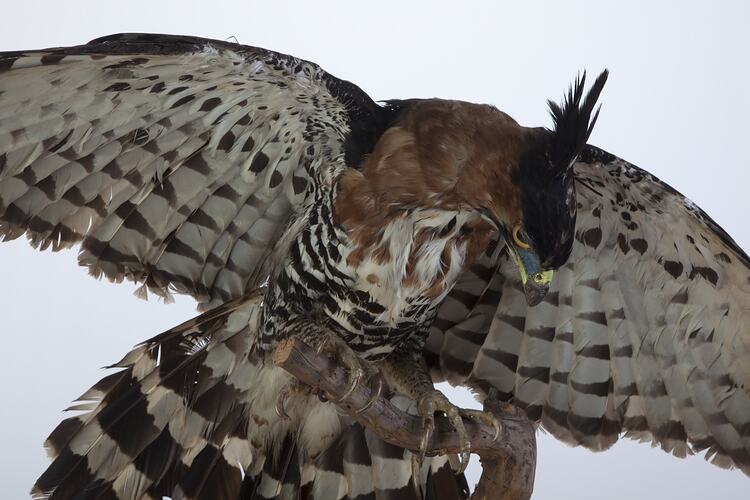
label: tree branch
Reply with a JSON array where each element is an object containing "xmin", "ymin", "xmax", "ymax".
[{"xmin": 273, "ymin": 337, "xmax": 536, "ymax": 499}]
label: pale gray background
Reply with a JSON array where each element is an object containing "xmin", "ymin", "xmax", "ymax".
[{"xmin": 1, "ymin": 1, "xmax": 748, "ymax": 498}]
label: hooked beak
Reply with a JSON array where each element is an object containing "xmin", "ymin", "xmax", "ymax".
[
  {"xmin": 507, "ymin": 243, "xmax": 554, "ymax": 307},
  {"xmin": 523, "ymin": 276, "xmax": 550, "ymax": 307},
  {"xmin": 478, "ymin": 210, "xmax": 553, "ymax": 306}
]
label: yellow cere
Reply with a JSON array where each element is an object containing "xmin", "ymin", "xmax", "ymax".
[
  {"xmin": 509, "ymin": 245, "xmax": 554, "ymax": 286},
  {"xmin": 532, "ymin": 270, "xmax": 554, "ymax": 286}
]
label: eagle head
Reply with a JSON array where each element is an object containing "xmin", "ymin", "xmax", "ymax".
[
  {"xmin": 439, "ymin": 70, "xmax": 608, "ymax": 306},
  {"xmin": 338, "ymin": 72, "xmax": 607, "ymax": 306},
  {"xmin": 508, "ymin": 70, "xmax": 609, "ymax": 305}
]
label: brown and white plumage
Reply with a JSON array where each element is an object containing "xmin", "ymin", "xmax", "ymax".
[{"xmin": 0, "ymin": 33, "xmax": 748, "ymax": 500}]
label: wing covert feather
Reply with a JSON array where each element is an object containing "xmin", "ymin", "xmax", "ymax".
[
  {"xmin": 0, "ymin": 33, "xmax": 390, "ymax": 306},
  {"xmin": 428, "ymin": 145, "xmax": 750, "ymax": 474}
]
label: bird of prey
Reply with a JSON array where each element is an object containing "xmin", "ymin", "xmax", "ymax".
[{"xmin": 0, "ymin": 33, "xmax": 748, "ymax": 499}]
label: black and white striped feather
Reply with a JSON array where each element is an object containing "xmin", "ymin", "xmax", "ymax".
[
  {"xmin": 0, "ymin": 33, "xmax": 390, "ymax": 308},
  {"xmin": 2, "ymin": 33, "xmax": 749, "ymax": 500},
  {"xmin": 32, "ymin": 293, "xmax": 264, "ymax": 499},
  {"xmin": 32, "ymin": 289, "xmax": 467, "ymax": 499},
  {"xmin": 427, "ymin": 145, "xmax": 750, "ymax": 474}
]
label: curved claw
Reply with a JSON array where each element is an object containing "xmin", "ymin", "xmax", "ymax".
[
  {"xmin": 445, "ymin": 406, "xmax": 471, "ymax": 474},
  {"xmin": 457, "ymin": 450, "xmax": 470, "ymax": 474},
  {"xmin": 461, "ymin": 408, "xmax": 502, "ymax": 442},
  {"xmin": 315, "ymin": 335, "xmax": 332, "ymax": 355},
  {"xmin": 491, "ymin": 420, "xmax": 502, "ymax": 441},
  {"xmin": 336, "ymin": 367, "xmax": 365, "ymax": 402},
  {"xmin": 416, "ymin": 390, "xmax": 477, "ymax": 473},
  {"xmin": 419, "ymin": 413, "xmax": 435, "ymax": 462},
  {"xmin": 411, "ymin": 452, "xmax": 422, "ymax": 487},
  {"xmin": 413, "ymin": 390, "xmax": 505, "ymax": 474},
  {"xmin": 487, "ymin": 416, "xmax": 502, "ymax": 442},
  {"xmin": 275, "ymin": 385, "xmax": 292, "ymax": 420},
  {"xmin": 355, "ymin": 375, "xmax": 383, "ymax": 414},
  {"xmin": 417, "ymin": 393, "xmax": 437, "ymax": 461},
  {"xmin": 314, "ymin": 333, "xmax": 371, "ymax": 404}
]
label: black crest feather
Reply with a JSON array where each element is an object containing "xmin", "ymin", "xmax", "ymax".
[
  {"xmin": 514, "ymin": 70, "xmax": 608, "ymax": 269},
  {"xmin": 546, "ymin": 69, "xmax": 609, "ymax": 175}
]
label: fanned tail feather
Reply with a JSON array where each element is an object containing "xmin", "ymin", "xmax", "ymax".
[
  {"xmin": 300, "ymin": 420, "xmax": 469, "ymax": 500},
  {"xmin": 33, "ymin": 291, "xmax": 467, "ymax": 499},
  {"xmin": 32, "ymin": 292, "xmax": 264, "ymax": 499}
]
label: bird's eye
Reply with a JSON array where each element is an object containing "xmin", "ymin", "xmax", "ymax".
[{"xmin": 512, "ymin": 225, "xmax": 531, "ymax": 250}]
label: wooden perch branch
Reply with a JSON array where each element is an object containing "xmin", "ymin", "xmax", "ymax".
[{"xmin": 273, "ymin": 337, "xmax": 537, "ymax": 500}]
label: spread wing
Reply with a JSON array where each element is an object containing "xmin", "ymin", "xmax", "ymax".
[
  {"xmin": 0, "ymin": 33, "xmax": 390, "ymax": 306},
  {"xmin": 427, "ymin": 145, "xmax": 750, "ymax": 474}
]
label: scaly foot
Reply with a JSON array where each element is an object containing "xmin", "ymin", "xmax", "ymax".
[
  {"xmin": 302, "ymin": 330, "xmax": 386, "ymax": 415},
  {"xmin": 275, "ymin": 320, "xmax": 380, "ymax": 416},
  {"xmin": 417, "ymin": 389, "xmax": 502, "ymax": 472},
  {"xmin": 275, "ymin": 333, "xmax": 379, "ymax": 418},
  {"xmin": 313, "ymin": 333, "xmax": 374, "ymax": 400}
]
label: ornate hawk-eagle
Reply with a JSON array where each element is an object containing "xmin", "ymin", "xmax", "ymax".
[{"xmin": 1, "ymin": 33, "xmax": 748, "ymax": 499}]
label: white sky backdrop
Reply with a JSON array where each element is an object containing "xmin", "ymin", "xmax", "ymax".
[{"xmin": 1, "ymin": 1, "xmax": 748, "ymax": 498}]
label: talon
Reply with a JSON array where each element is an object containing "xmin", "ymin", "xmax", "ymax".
[
  {"xmin": 275, "ymin": 386, "xmax": 292, "ymax": 419},
  {"xmin": 411, "ymin": 452, "xmax": 422, "ymax": 483},
  {"xmin": 417, "ymin": 393, "xmax": 436, "ymax": 461},
  {"xmin": 457, "ymin": 442, "xmax": 471, "ymax": 474},
  {"xmin": 461, "ymin": 408, "xmax": 502, "ymax": 442},
  {"xmin": 419, "ymin": 414, "xmax": 434, "ymax": 462},
  {"xmin": 458, "ymin": 450, "xmax": 470, "ymax": 474},
  {"xmin": 446, "ymin": 408, "xmax": 470, "ymax": 474},
  {"xmin": 337, "ymin": 367, "xmax": 365, "ymax": 402},
  {"xmin": 491, "ymin": 419, "xmax": 502, "ymax": 441},
  {"xmin": 355, "ymin": 375, "xmax": 383, "ymax": 414},
  {"xmin": 315, "ymin": 335, "xmax": 331, "ymax": 355},
  {"xmin": 313, "ymin": 333, "xmax": 372, "ymax": 406},
  {"xmin": 415, "ymin": 390, "xmax": 481, "ymax": 473}
]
